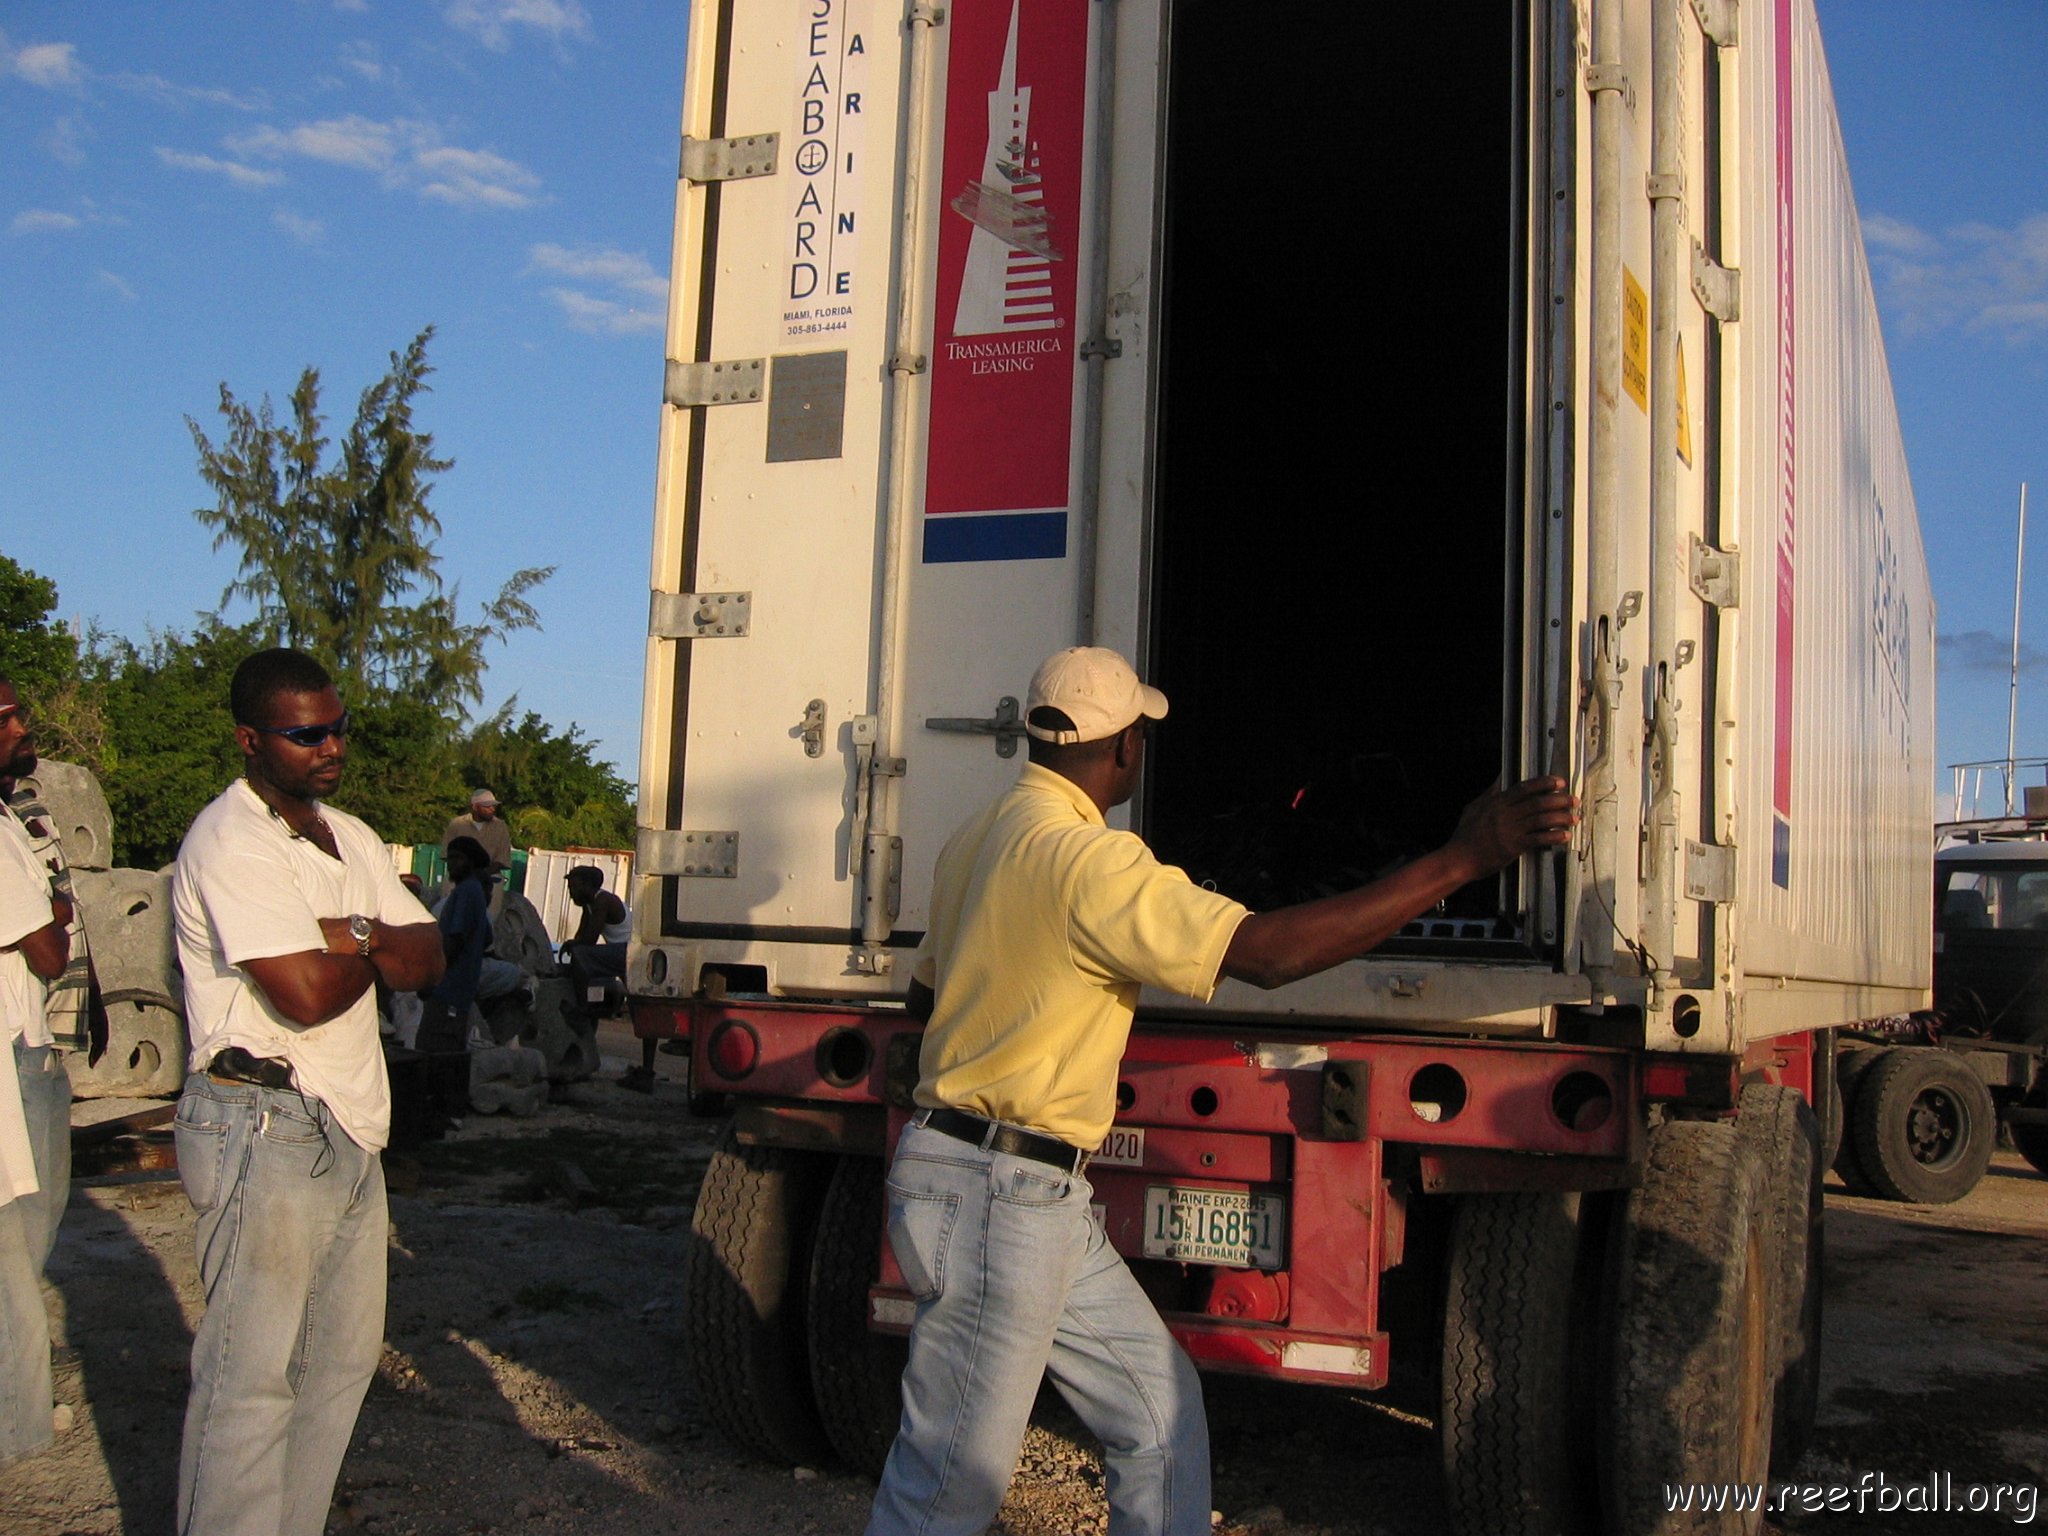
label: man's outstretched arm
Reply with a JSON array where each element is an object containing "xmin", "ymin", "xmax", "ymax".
[{"xmin": 1220, "ymin": 776, "xmax": 1578, "ymax": 991}]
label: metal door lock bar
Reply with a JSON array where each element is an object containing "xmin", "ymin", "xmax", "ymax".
[{"xmin": 925, "ymin": 696, "xmax": 1026, "ymax": 757}]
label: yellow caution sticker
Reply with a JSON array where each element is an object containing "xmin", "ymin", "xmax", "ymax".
[
  {"xmin": 1621, "ymin": 266, "xmax": 1649, "ymax": 412},
  {"xmin": 1676, "ymin": 332, "xmax": 1693, "ymax": 465}
]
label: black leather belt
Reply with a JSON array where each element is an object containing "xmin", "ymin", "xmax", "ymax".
[
  {"xmin": 919, "ymin": 1107, "xmax": 1088, "ymax": 1174},
  {"xmin": 207, "ymin": 1047, "xmax": 295, "ymax": 1091}
]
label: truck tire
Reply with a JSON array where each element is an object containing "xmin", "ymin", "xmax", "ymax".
[
  {"xmin": 1830, "ymin": 1046, "xmax": 1884, "ymax": 1193},
  {"xmin": 807, "ymin": 1154, "xmax": 908, "ymax": 1477},
  {"xmin": 1439, "ymin": 1192, "xmax": 1594, "ymax": 1535},
  {"xmin": 1737, "ymin": 1084, "xmax": 1822, "ymax": 1472},
  {"xmin": 1849, "ymin": 1047, "xmax": 1996, "ymax": 1204},
  {"xmin": 1604, "ymin": 1118, "xmax": 1774, "ymax": 1535},
  {"xmin": 682, "ymin": 1122, "xmax": 831, "ymax": 1463}
]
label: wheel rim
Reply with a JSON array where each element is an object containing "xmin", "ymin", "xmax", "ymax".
[{"xmin": 1904, "ymin": 1087, "xmax": 1967, "ymax": 1168}]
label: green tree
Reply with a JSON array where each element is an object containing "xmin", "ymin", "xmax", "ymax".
[
  {"xmin": 0, "ymin": 554, "xmax": 106, "ymax": 769},
  {"xmin": 187, "ymin": 327, "xmax": 553, "ymax": 714},
  {"xmin": 92, "ymin": 623, "xmax": 255, "ymax": 866},
  {"xmin": 462, "ymin": 708, "xmax": 636, "ymax": 850}
]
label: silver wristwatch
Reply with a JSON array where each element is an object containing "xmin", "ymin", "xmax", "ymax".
[{"xmin": 348, "ymin": 914, "xmax": 374, "ymax": 958}]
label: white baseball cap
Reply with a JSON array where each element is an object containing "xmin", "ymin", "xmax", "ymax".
[
  {"xmin": 471, "ymin": 787, "xmax": 500, "ymax": 808},
  {"xmin": 1024, "ymin": 647, "xmax": 1169, "ymax": 745}
]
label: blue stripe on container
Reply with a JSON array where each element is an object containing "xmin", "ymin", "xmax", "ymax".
[
  {"xmin": 1772, "ymin": 816, "xmax": 1791, "ymax": 889},
  {"xmin": 923, "ymin": 511, "xmax": 1068, "ymax": 564}
]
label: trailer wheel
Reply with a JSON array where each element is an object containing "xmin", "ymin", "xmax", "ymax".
[
  {"xmin": 1604, "ymin": 1118, "xmax": 1774, "ymax": 1535},
  {"xmin": 1439, "ymin": 1192, "xmax": 1593, "ymax": 1535},
  {"xmin": 1830, "ymin": 1046, "xmax": 1884, "ymax": 1193},
  {"xmin": 1850, "ymin": 1047, "xmax": 1996, "ymax": 1204},
  {"xmin": 1737, "ymin": 1084, "xmax": 1822, "ymax": 1473},
  {"xmin": 681, "ymin": 1121, "xmax": 831, "ymax": 1463},
  {"xmin": 807, "ymin": 1154, "xmax": 907, "ymax": 1477}
]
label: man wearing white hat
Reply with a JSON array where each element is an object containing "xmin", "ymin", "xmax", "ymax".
[
  {"xmin": 867, "ymin": 646, "xmax": 1576, "ymax": 1536},
  {"xmin": 442, "ymin": 787, "xmax": 513, "ymax": 878}
]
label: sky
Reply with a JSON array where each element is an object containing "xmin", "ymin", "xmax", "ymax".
[
  {"xmin": 1, "ymin": 2, "xmax": 2046, "ymax": 816},
  {"xmin": 0, "ymin": 0, "xmax": 685, "ymax": 777}
]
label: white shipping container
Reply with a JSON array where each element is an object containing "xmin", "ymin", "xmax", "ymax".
[{"xmin": 630, "ymin": 0, "xmax": 1933, "ymax": 1054}]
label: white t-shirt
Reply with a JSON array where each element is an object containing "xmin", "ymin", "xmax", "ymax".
[
  {"xmin": 0, "ymin": 811, "xmax": 54, "ymax": 1200},
  {"xmin": 174, "ymin": 779, "xmax": 431, "ymax": 1152}
]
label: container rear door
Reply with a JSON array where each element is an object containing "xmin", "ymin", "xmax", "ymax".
[{"xmin": 635, "ymin": 0, "xmax": 1123, "ymax": 1000}]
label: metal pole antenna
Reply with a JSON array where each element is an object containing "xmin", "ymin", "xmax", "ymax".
[{"xmin": 2010, "ymin": 482, "xmax": 2030, "ymax": 815}]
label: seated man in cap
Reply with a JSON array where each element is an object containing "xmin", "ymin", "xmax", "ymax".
[{"xmin": 866, "ymin": 646, "xmax": 1576, "ymax": 1536}]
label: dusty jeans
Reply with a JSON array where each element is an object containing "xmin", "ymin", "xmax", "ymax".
[
  {"xmin": 865, "ymin": 1118, "xmax": 1211, "ymax": 1536},
  {"xmin": 174, "ymin": 1074, "xmax": 387, "ymax": 1536}
]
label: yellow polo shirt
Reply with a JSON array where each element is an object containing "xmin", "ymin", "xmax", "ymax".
[{"xmin": 912, "ymin": 763, "xmax": 1249, "ymax": 1149}]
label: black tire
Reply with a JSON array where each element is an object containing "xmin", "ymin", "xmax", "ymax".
[
  {"xmin": 1604, "ymin": 1118, "xmax": 1775, "ymax": 1535},
  {"xmin": 1849, "ymin": 1047, "xmax": 1996, "ymax": 1204},
  {"xmin": 1830, "ymin": 1046, "xmax": 1884, "ymax": 1193},
  {"xmin": 1736, "ymin": 1084, "xmax": 1822, "ymax": 1473},
  {"xmin": 807, "ymin": 1155, "xmax": 908, "ymax": 1477},
  {"xmin": 1439, "ymin": 1192, "xmax": 1592, "ymax": 1535},
  {"xmin": 2012, "ymin": 1116, "xmax": 2048, "ymax": 1175},
  {"xmin": 682, "ymin": 1122, "xmax": 831, "ymax": 1463}
]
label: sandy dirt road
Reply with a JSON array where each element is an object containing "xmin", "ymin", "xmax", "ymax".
[{"xmin": 1, "ymin": 1038, "xmax": 2043, "ymax": 1536}]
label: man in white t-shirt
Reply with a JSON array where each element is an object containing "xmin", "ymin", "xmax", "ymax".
[
  {"xmin": 0, "ymin": 675, "xmax": 71, "ymax": 1471},
  {"xmin": 172, "ymin": 648, "xmax": 443, "ymax": 1536}
]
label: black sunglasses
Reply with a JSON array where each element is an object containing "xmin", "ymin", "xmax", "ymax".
[{"xmin": 252, "ymin": 711, "xmax": 351, "ymax": 748}]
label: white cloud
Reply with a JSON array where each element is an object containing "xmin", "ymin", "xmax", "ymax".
[
  {"xmin": 1866, "ymin": 211, "xmax": 2048, "ymax": 345},
  {"xmin": 232, "ymin": 114, "xmax": 398, "ymax": 171},
  {"xmin": 10, "ymin": 40, "xmax": 83, "ymax": 89},
  {"xmin": 11, "ymin": 209, "xmax": 80, "ymax": 235},
  {"xmin": 445, "ymin": 0, "xmax": 592, "ymax": 52},
  {"xmin": 339, "ymin": 41, "xmax": 383, "ymax": 81},
  {"xmin": 107, "ymin": 72, "xmax": 267, "ymax": 111},
  {"xmin": 96, "ymin": 270, "xmax": 137, "ymax": 303},
  {"xmin": 229, "ymin": 115, "xmax": 541, "ymax": 210},
  {"xmin": 527, "ymin": 243, "xmax": 667, "ymax": 334},
  {"xmin": 273, "ymin": 208, "xmax": 325, "ymax": 245},
  {"xmin": 40, "ymin": 114, "xmax": 88, "ymax": 165},
  {"xmin": 155, "ymin": 146, "xmax": 286, "ymax": 189},
  {"xmin": 416, "ymin": 144, "xmax": 540, "ymax": 209}
]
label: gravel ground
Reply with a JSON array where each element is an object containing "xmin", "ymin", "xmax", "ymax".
[{"xmin": 1, "ymin": 1034, "xmax": 2044, "ymax": 1536}]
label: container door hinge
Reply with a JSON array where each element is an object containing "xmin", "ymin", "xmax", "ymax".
[
  {"xmin": 1688, "ymin": 536, "xmax": 1740, "ymax": 609},
  {"xmin": 908, "ymin": 2, "xmax": 946, "ymax": 26},
  {"xmin": 680, "ymin": 133, "xmax": 780, "ymax": 184},
  {"xmin": 1684, "ymin": 839, "xmax": 1736, "ymax": 904},
  {"xmin": 665, "ymin": 357, "xmax": 765, "ymax": 408},
  {"xmin": 650, "ymin": 591, "xmax": 752, "ymax": 638},
  {"xmin": 1078, "ymin": 334, "xmax": 1123, "ymax": 361},
  {"xmin": 638, "ymin": 829, "xmax": 740, "ymax": 878},
  {"xmin": 1689, "ymin": 0, "xmax": 1739, "ymax": 49},
  {"xmin": 1690, "ymin": 243, "xmax": 1742, "ymax": 322},
  {"xmin": 888, "ymin": 351, "xmax": 928, "ymax": 376},
  {"xmin": 802, "ymin": 699, "xmax": 828, "ymax": 758},
  {"xmin": 1585, "ymin": 65, "xmax": 1633, "ymax": 106},
  {"xmin": 924, "ymin": 696, "xmax": 1026, "ymax": 757}
]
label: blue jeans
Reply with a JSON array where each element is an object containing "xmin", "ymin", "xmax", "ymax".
[
  {"xmin": 865, "ymin": 1120, "xmax": 1211, "ymax": 1536},
  {"xmin": 15, "ymin": 1042, "xmax": 71, "ymax": 1275},
  {"xmin": 0, "ymin": 1194, "xmax": 52, "ymax": 1471},
  {"xmin": 174, "ymin": 1075, "xmax": 388, "ymax": 1536}
]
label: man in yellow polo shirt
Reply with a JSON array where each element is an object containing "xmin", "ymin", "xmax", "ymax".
[{"xmin": 865, "ymin": 647, "xmax": 1577, "ymax": 1536}]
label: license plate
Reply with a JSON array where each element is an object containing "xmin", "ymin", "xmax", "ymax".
[{"xmin": 1141, "ymin": 1185, "xmax": 1286, "ymax": 1270}]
